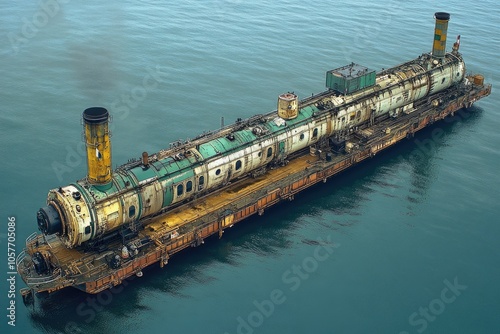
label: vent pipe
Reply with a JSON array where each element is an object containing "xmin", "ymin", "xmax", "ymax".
[{"xmin": 431, "ymin": 12, "xmax": 451, "ymax": 59}]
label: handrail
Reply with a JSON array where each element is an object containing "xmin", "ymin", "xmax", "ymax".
[
  {"xmin": 15, "ymin": 250, "xmax": 26, "ymax": 267},
  {"xmin": 26, "ymin": 232, "xmax": 38, "ymax": 244},
  {"xmin": 24, "ymin": 269, "xmax": 62, "ymax": 286}
]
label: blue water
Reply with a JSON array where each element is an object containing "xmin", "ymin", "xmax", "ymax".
[{"xmin": 1, "ymin": 1, "xmax": 499, "ymax": 333}]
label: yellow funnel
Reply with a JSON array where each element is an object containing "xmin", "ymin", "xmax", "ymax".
[
  {"xmin": 432, "ymin": 12, "xmax": 450, "ymax": 58},
  {"xmin": 82, "ymin": 107, "xmax": 112, "ymax": 184}
]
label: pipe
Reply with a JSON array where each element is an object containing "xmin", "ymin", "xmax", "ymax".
[
  {"xmin": 432, "ymin": 12, "xmax": 451, "ymax": 59},
  {"xmin": 83, "ymin": 107, "xmax": 112, "ymax": 185}
]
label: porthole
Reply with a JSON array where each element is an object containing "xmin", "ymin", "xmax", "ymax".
[
  {"xmin": 216, "ymin": 169, "xmax": 221, "ymax": 176},
  {"xmin": 299, "ymin": 133, "xmax": 305, "ymax": 141},
  {"xmin": 267, "ymin": 147, "xmax": 273, "ymax": 158},
  {"xmin": 235, "ymin": 160, "xmax": 242, "ymax": 171},
  {"xmin": 129, "ymin": 205, "xmax": 136, "ymax": 218}
]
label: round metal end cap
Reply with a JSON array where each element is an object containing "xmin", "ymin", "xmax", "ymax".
[
  {"xmin": 434, "ymin": 12, "xmax": 450, "ymax": 21},
  {"xmin": 83, "ymin": 107, "xmax": 109, "ymax": 124},
  {"xmin": 37, "ymin": 205, "xmax": 62, "ymax": 235}
]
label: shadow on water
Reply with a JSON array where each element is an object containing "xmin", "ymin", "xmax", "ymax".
[{"xmin": 26, "ymin": 107, "xmax": 483, "ymax": 333}]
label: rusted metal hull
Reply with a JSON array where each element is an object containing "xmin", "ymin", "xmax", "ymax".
[{"xmin": 17, "ymin": 80, "xmax": 491, "ymax": 295}]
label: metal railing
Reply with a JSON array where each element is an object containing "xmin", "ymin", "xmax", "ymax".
[
  {"xmin": 24, "ymin": 269, "xmax": 62, "ymax": 286},
  {"xmin": 15, "ymin": 249, "xmax": 26, "ymax": 267},
  {"xmin": 26, "ymin": 232, "xmax": 38, "ymax": 244}
]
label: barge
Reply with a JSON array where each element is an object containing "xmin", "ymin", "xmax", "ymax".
[{"xmin": 17, "ymin": 12, "xmax": 491, "ymax": 300}]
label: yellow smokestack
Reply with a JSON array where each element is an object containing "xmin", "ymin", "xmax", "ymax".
[
  {"xmin": 82, "ymin": 107, "xmax": 112, "ymax": 185},
  {"xmin": 432, "ymin": 12, "xmax": 450, "ymax": 59}
]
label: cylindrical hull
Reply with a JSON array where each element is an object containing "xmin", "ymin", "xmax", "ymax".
[{"xmin": 41, "ymin": 53, "xmax": 466, "ymax": 248}]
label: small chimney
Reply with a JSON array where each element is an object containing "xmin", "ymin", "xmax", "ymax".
[
  {"xmin": 142, "ymin": 151, "xmax": 149, "ymax": 166},
  {"xmin": 431, "ymin": 12, "xmax": 451, "ymax": 59},
  {"xmin": 277, "ymin": 93, "xmax": 299, "ymax": 120}
]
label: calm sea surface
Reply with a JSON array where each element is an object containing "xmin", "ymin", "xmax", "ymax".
[{"xmin": 1, "ymin": 1, "xmax": 499, "ymax": 333}]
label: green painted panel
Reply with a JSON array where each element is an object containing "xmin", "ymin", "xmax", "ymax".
[
  {"xmin": 172, "ymin": 159, "xmax": 192, "ymax": 171},
  {"xmin": 198, "ymin": 138, "xmax": 242, "ymax": 159},
  {"xmin": 264, "ymin": 120, "xmax": 282, "ymax": 133},
  {"xmin": 170, "ymin": 169, "xmax": 195, "ymax": 184},
  {"xmin": 326, "ymin": 63, "xmax": 375, "ymax": 94},
  {"xmin": 87, "ymin": 181, "xmax": 119, "ymax": 199},
  {"xmin": 198, "ymin": 142, "xmax": 220, "ymax": 159},
  {"xmin": 279, "ymin": 141, "xmax": 285, "ymax": 154},
  {"xmin": 233, "ymin": 129, "xmax": 257, "ymax": 143},
  {"xmin": 112, "ymin": 173, "xmax": 128, "ymax": 189},
  {"xmin": 300, "ymin": 105, "xmax": 316, "ymax": 118},
  {"xmin": 130, "ymin": 165, "xmax": 157, "ymax": 182},
  {"xmin": 152, "ymin": 160, "xmax": 167, "ymax": 173},
  {"xmin": 158, "ymin": 157, "xmax": 190, "ymax": 175}
]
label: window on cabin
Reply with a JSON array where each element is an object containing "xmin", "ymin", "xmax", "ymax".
[
  {"xmin": 235, "ymin": 160, "xmax": 242, "ymax": 171},
  {"xmin": 312, "ymin": 128, "xmax": 318, "ymax": 139},
  {"xmin": 216, "ymin": 169, "xmax": 221, "ymax": 176},
  {"xmin": 350, "ymin": 114, "xmax": 355, "ymax": 121},
  {"xmin": 198, "ymin": 176, "xmax": 205, "ymax": 190},
  {"xmin": 186, "ymin": 180, "xmax": 193, "ymax": 192},
  {"xmin": 177, "ymin": 184, "xmax": 184, "ymax": 197},
  {"xmin": 267, "ymin": 147, "xmax": 273, "ymax": 158},
  {"xmin": 129, "ymin": 205, "xmax": 135, "ymax": 218},
  {"xmin": 300, "ymin": 133, "xmax": 305, "ymax": 141}
]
